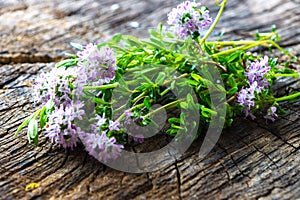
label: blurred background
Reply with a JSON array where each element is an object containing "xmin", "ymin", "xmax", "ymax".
[{"xmin": 1, "ymin": 0, "xmax": 299, "ymax": 63}]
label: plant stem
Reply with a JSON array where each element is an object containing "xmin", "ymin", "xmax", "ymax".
[
  {"xmin": 209, "ymin": 39, "xmax": 297, "ymax": 60},
  {"xmin": 206, "ymin": 40, "xmax": 264, "ymax": 46},
  {"xmin": 113, "ymin": 104, "xmax": 127, "ymax": 113},
  {"xmin": 83, "ymin": 83, "xmax": 119, "ymax": 90},
  {"xmin": 116, "ymin": 103, "xmax": 145, "ymax": 122},
  {"xmin": 204, "ymin": 61, "xmax": 227, "ymax": 71},
  {"xmin": 211, "ymin": 41, "xmax": 264, "ymax": 57},
  {"xmin": 200, "ymin": 0, "xmax": 227, "ymax": 45},
  {"xmin": 143, "ymin": 99, "xmax": 184, "ymax": 118},
  {"xmin": 267, "ymin": 40, "xmax": 296, "ymax": 59},
  {"xmin": 34, "ymin": 107, "xmax": 44, "ymax": 119},
  {"xmin": 132, "ymin": 91, "xmax": 147, "ymax": 105},
  {"xmin": 227, "ymin": 95, "xmax": 236, "ymax": 103},
  {"xmin": 273, "ymin": 73, "xmax": 300, "ymax": 77},
  {"xmin": 275, "ymin": 92, "xmax": 300, "ymax": 102},
  {"xmin": 163, "ymin": 73, "xmax": 189, "ymax": 86}
]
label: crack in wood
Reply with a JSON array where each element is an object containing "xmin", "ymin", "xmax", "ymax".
[
  {"xmin": 174, "ymin": 160, "xmax": 182, "ymax": 200},
  {"xmin": 256, "ymin": 123, "xmax": 299, "ymax": 150},
  {"xmin": 0, "ymin": 53, "xmax": 63, "ymax": 65}
]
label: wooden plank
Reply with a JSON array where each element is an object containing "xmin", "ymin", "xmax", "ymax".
[{"xmin": 0, "ymin": 0, "xmax": 299, "ymax": 199}]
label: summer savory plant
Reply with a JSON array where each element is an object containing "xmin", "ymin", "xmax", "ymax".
[{"xmin": 15, "ymin": 0, "xmax": 300, "ymax": 163}]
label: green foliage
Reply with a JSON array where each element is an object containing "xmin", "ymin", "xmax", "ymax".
[
  {"xmin": 14, "ymin": 15, "xmax": 300, "ymax": 147},
  {"xmin": 55, "ymin": 58, "xmax": 78, "ymax": 68},
  {"xmin": 27, "ymin": 118, "xmax": 38, "ymax": 146}
]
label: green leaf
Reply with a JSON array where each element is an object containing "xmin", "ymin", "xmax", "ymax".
[
  {"xmin": 174, "ymin": 56, "xmax": 184, "ymax": 63},
  {"xmin": 166, "ymin": 128, "xmax": 178, "ymax": 136},
  {"xmin": 124, "ymin": 35, "xmax": 142, "ymax": 48},
  {"xmin": 143, "ymin": 97, "xmax": 151, "ymax": 109},
  {"xmin": 149, "ymin": 29, "xmax": 160, "ymax": 39},
  {"xmin": 70, "ymin": 42, "xmax": 83, "ymax": 50},
  {"xmin": 64, "ymin": 52, "xmax": 77, "ymax": 58},
  {"xmin": 150, "ymin": 38, "xmax": 165, "ymax": 49},
  {"xmin": 93, "ymin": 97, "xmax": 110, "ymax": 105},
  {"xmin": 216, "ymin": 84, "xmax": 226, "ymax": 93},
  {"xmin": 103, "ymin": 89, "xmax": 112, "ymax": 102},
  {"xmin": 27, "ymin": 119, "xmax": 38, "ymax": 145},
  {"xmin": 201, "ymin": 107, "xmax": 217, "ymax": 118},
  {"xmin": 186, "ymin": 79, "xmax": 198, "ymax": 86},
  {"xmin": 109, "ymin": 44, "xmax": 127, "ymax": 53},
  {"xmin": 204, "ymin": 43, "xmax": 213, "ymax": 55},
  {"xmin": 168, "ymin": 117, "xmax": 180, "ymax": 124},
  {"xmin": 142, "ymin": 41, "xmax": 164, "ymax": 50},
  {"xmin": 186, "ymin": 93, "xmax": 194, "ymax": 104},
  {"xmin": 141, "ymin": 74, "xmax": 154, "ymax": 85},
  {"xmin": 191, "ymin": 73, "xmax": 204, "ymax": 82},
  {"xmin": 227, "ymin": 87, "xmax": 238, "ymax": 95},
  {"xmin": 117, "ymin": 77, "xmax": 131, "ymax": 92},
  {"xmin": 166, "ymin": 32, "xmax": 175, "ymax": 38},
  {"xmin": 170, "ymin": 80, "xmax": 176, "ymax": 90},
  {"xmin": 226, "ymin": 74, "xmax": 237, "ymax": 87},
  {"xmin": 14, "ymin": 114, "xmax": 35, "ymax": 137},
  {"xmin": 227, "ymin": 51, "xmax": 243, "ymax": 63},
  {"xmin": 155, "ymin": 72, "xmax": 166, "ymax": 85},
  {"xmin": 55, "ymin": 58, "xmax": 78, "ymax": 68},
  {"xmin": 157, "ymin": 23, "xmax": 163, "ymax": 34},
  {"xmin": 39, "ymin": 106, "xmax": 47, "ymax": 130},
  {"xmin": 255, "ymin": 30, "xmax": 260, "ymax": 40},
  {"xmin": 111, "ymin": 33, "xmax": 123, "ymax": 43},
  {"xmin": 271, "ymin": 24, "xmax": 277, "ymax": 32},
  {"xmin": 171, "ymin": 124, "xmax": 184, "ymax": 129},
  {"xmin": 180, "ymin": 102, "xmax": 188, "ymax": 109}
]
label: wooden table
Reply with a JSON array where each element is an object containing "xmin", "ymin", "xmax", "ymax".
[{"xmin": 0, "ymin": 0, "xmax": 299, "ymax": 199}]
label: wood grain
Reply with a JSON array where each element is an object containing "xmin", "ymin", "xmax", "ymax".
[{"xmin": 0, "ymin": 0, "xmax": 299, "ymax": 199}]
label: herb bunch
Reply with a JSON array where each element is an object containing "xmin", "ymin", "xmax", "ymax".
[{"xmin": 15, "ymin": 0, "xmax": 300, "ymax": 163}]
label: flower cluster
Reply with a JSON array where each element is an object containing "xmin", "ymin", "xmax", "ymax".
[
  {"xmin": 246, "ymin": 56, "xmax": 271, "ymax": 92},
  {"xmin": 167, "ymin": 1, "xmax": 212, "ymax": 39},
  {"xmin": 79, "ymin": 131, "xmax": 123, "ymax": 163},
  {"xmin": 45, "ymin": 101, "xmax": 85, "ymax": 149},
  {"xmin": 34, "ymin": 67, "xmax": 81, "ymax": 106},
  {"xmin": 33, "ymin": 44, "xmax": 123, "ymax": 161},
  {"xmin": 237, "ymin": 82, "xmax": 257, "ymax": 119},
  {"xmin": 237, "ymin": 56, "xmax": 276, "ymax": 120},
  {"xmin": 77, "ymin": 44, "xmax": 117, "ymax": 88},
  {"xmin": 34, "ymin": 67, "xmax": 85, "ymax": 148},
  {"xmin": 79, "ymin": 115, "xmax": 123, "ymax": 162}
]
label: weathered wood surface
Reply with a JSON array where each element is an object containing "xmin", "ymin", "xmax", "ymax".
[{"xmin": 0, "ymin": 0, "xmax": 300, "ymax": 199}]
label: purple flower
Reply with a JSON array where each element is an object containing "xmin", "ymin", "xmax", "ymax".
[
  {"xmin": 108, "ymin": 120, "xmax": 120, "ymax": 131},
  {"xmin": 79, "ymin": 131, "xmax": 123, "ymax": 163},
  {"xmin": 124, "ymin": 109, "xmax": 132, "ymax": 117},
  {"xmin": 72, "ymin": 101, "xmax": 85, "ymax": 120},
  {"xmin": 237, "ymin": 57, "xmax": 272, "ymax": 119},
  {"xmin": 44, "ymin": 101, "xmax": 85, "ymax": 149},
  {"xmin": 34, "ymin": 67, "xmax": 82, "ymax": 106},
  {"xmin": 246, "ymin": 56, "xmax": 270, "ymax": 89},
  {"xmin": 167, "ymin": 1, "xmax": 212, "ymax": 38},
  {"xmin": 96, "ymin": 114, "xmax": 107, "ymax": 127},
  {"xmin": 77, "ymin": 44, "xmax": 117, "ymax": 86},
  {"xmin": 237, "ymin": 82, "xmax": 258, "ymax": 119},
  {"xmin": 264, "ymin": 106, "xmax": 278, "ymax": 122},
  {"xmin": 91, "ymin": 114, "xmax": 107, "ymax": 132}
]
